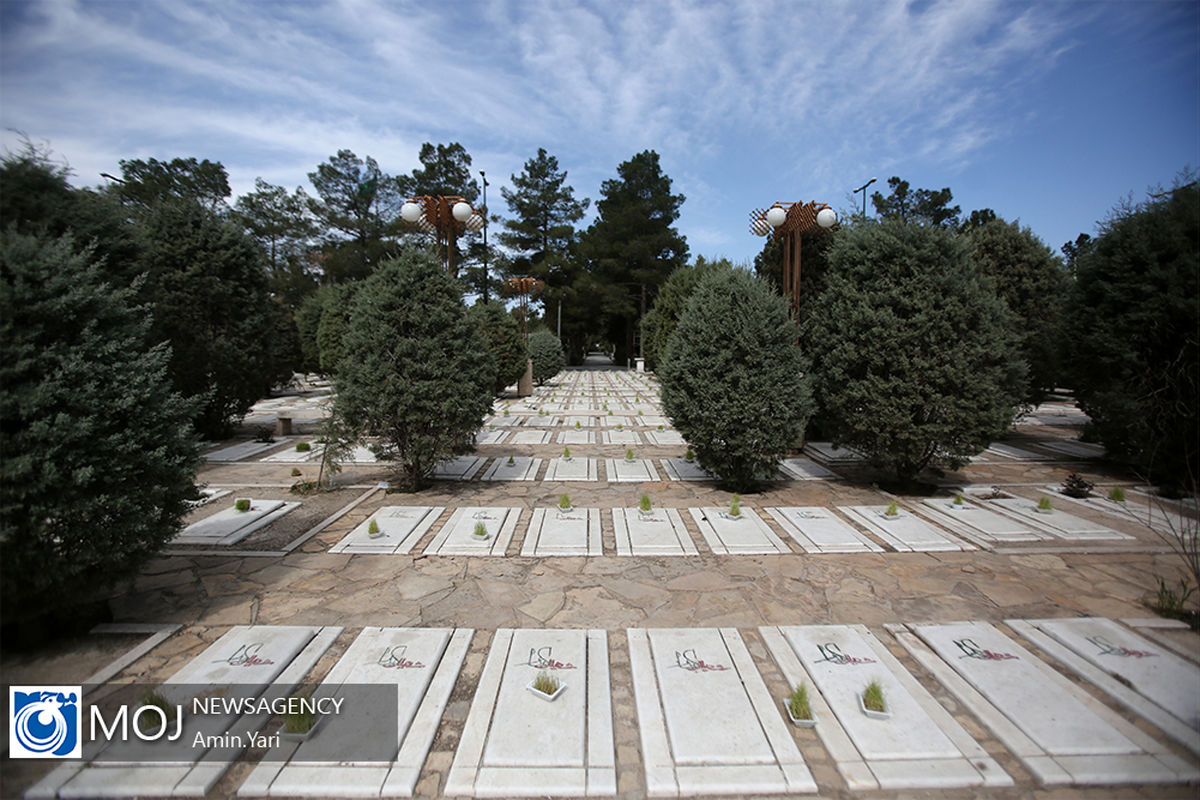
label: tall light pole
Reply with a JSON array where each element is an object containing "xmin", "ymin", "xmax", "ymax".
[
  {"xmin": 507, "ymin": 276, "xmax": 541, "ymax": 397},
  {"xmin": 749, "ymin": 201, "xmax": 837, "ymax": 316},
  {"xmin": 399, "ymin": 195, "xmax": 485, "ymax": 276},
  {"xmin": 853, "ymin": 177, "xmax": 876, "ymax": 218},
  {"xmin": 480, "ymin": 170, "xmax": 490, "ymax": 303}
]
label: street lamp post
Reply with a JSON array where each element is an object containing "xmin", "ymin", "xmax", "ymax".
[
  {"xmin": 853, "ymin": 177, "xmax": 877, "ymax": 218},
  {"xmin": 480, "ymin": 171, "xmax": 490, "ymax": 302},
  {"xmin": 399, "ymin": 195, "xmax": 485, "ymax": 276},
  {"xmin": 749, "ymin": 201, "xmax": 837, "ymax": 316}
]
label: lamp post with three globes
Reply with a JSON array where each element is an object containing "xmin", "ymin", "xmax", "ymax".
[{"xmin": 399, "ymin": 196, "xmax": 486, "ymax": 276}]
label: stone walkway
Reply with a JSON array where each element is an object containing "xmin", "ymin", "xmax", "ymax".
[{"xmin": 5, "ymin": 368, "xmax": 1199, "ymax": 799}]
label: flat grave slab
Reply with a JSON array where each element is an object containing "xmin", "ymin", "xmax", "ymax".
[
  {"xmin": 688, "ymin": 508, "xmax": 791, "ymax": 554},
  {"xmin": 510, "ymin": 430, "xmax": 552, "ymax": 445},
  {"xmin": 174, "ymin": 499, "xmax": 300, "ymax": 545},
  {"xmin": 804, "ymin": 442, "xmax": 867, "ymax": 463},
  {"xmin": 598, "ymin": 416, "xmax": 632, "ymax": 427},
  {"xmin": 47, "ymin": 626, "xmax": 337, "ymax": 800},
  {"xmin": 432, "ymin": 456, "xmax": 486, "ymax": 480},
  {"xmin": 561, "ymin": 416, "xmax": 594, "ymax": 428},
  {"xmin": 424, "ymin": 507, "xmax": 520, "ymax": 556},
  {"xmin": 628, "ymin": 627, "xmax": 816, "ymax": 796},
  {"xmin": 916, "ymin": 498, "xmax": 1048, "ymax": 544},
  {"xmin": 990, "ymin": 498, "xmax": 1131, "ymax": 540},
  {"xmin": 240, "ymin": 627, "xmax": 472, "ymax": 798},
  {"xmin": 660, "ymin": 457, "xmax": 714, "ymax": 481},
  {"xmin": 480, "ymin": 457, "xmax": 541, "ymax": 481},
  {"xmin": 900, "ymin": 621, "xmax": 1196, "ymax": 785},
  {"xmin": 644, "ymin": 430, "xmax": 686, "ymax": 446},
  {"xmin": 187, "ymin": 488, "xmax": 231, "ymax": 508},
  {"xmin": 1010, "ymin": 617, "xmax": 1200, "ymax": 753},
  {"xmin": 640, "ymin": 416, "xmax": 670, "ymax": 427},
  {"xmin": 447, "ymin": 628, "xmax": 614, "ymax": 797},
  {"xmin": 340, "ymin": 445, "xmax": 379, "ymax": 463},
  {"xmin": 778, "ymin": 458, "xmax": 838, "ymax": 480},
  {"xmin": 612, "ymin": 508, "xmax": 697, "ymax": 556},
  {"xmin": 762, "ymin": 624, "xmax": 1008, "ymax": 790},
  {"xmin": 764, "ymin": 507, "xmax": 883, "ymax": 553},
  {"xmin": 604, "ymin": 458, "xmax": 660, "ymax": 482},
  {"xmin": 557, "ymin": 430, "xmax": 596, "ymax": 445},
  {"xmin": 260, "ymin": 442, "xmax": 323, "ymax": 462},
  {"xmin": 329, "ymin": 506, "xmax": 444, "ymax": 554},
  {"xmin": 1039, "ymin": 440, "xmax": 1104, "ymax": 459},
  {"xmin": 543, "ymin": 457, "xmax": 598, "ymax": 481},
  {"xmin": 986, "ymin": 443, "xmax": 1053, "ymax": 461},
  {"xmin": 840, "ymin": 506, "xmax": 972, "ymax": 552},
  {"xmin": 523, "ymin": 415, "xmax": 559, "ymax": 427},
  {"xmin": 475, "ymin": 429, "xmax": 508, "ymax": 445},
  {"xmin": 521, "ymin": 508, "xmax": 603, "ymax": 556},
  {"xmin": 203, "ymin": 441, "xmax": 279, "ymax": 462},
  {"xmin": 601, "ymin": 429, "xmax": 642, "ymax": 445}
]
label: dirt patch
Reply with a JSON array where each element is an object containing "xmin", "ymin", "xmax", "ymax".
[{"xmin": 1, "ymin": 632, "xmax": 148, "ymax": 686}]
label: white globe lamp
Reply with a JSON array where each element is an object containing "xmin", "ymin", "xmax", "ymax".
[
  {"xmin": 765, "ymin": 206, "xmax": 787, "ymax": 228},
  {"xmin": 452, "ymin": 201, "xmax": 473, "ymax": 222},
  {"xmin": 400, "ymin": 202, "xmax": 423, "ymax": 223},
  {"xmin": 816, "ymin": 207, "xmax": 837, "ymax": 228}
]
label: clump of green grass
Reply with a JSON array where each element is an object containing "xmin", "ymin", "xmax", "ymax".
[
  {"xmin": 1108, "ymin": 486, "xmax": 1127, "ymax": 503},
  {"xmin": 235, "ymin": 498, "xmax": 251, "ymax": 512},
  {"xmin": 473, "ymin": 521, "xmax": 489, "ymax": 539},
  {"xmin": 368, "ymin": 518, "xmax": 381, "ymax": 536},
  {"xmin": 139, "ymin": 690, "xmax": 176, "ymax": 733},
  {"xmin": 625, "ymin": 447, "xmax": 635, "ymax": 461},
  {"xmin": 295, "ymin": 441, "xmax": 311, "ymax": 452},
  {"xmin": 729, "ymin": 493, "xmax": 742, "ymax": 517},
  {"xmin": 563, "ymin": 446, "xmax": 571, "ymax": 460},
  {"xmin": 558, "ymin": 493, "xmax": 572, "ymax": 510},
  {"xmin": 291, "ymin": 467, "xmax": 302, "ymax": 477},
  {"xmin": 639, "ymin": 494, "xmax": 652, "ymax": 513},
  {"xmin": 282, "ymin": 693, "xmax": 317, "ymax": 734},
  {"xmin": 788, "ymin": 682, "xmax": 812, "ymax": 721},
  {"xmin": 884, "ymin": 501, "xmax": 899, "ymax": 517},
  {"xmin": 862, "ymin": 681, "xmax": 886, "ymax": 713},
  {"xmin": 531, "ymin": 671, "xmax": 560, "ymax": 695},
  {"xmin": 684, "ymin": 447, "xmax": 695, "ymax": 462},
  {"xmin": 953, "ymin": 493, "xmax": 964, "ymax": 506},
  {"xmin": 506, "ymin": 455, "xmax": 515, "ymax": 466},
  {"xmin": 1037, "ymin": 496, "xmax": 1053, "ymax": 512}
]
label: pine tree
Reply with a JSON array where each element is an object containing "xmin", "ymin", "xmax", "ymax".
[
  {"xmin": 660, "ymin": 269, "xmax": 812, "ymax": 491},
  {"xmin": 1065, "ymin": 181, "xmax": 1199, "ymax": 487},
  {"xmin": 0, "ymin": 231, "xmax": 199, "ymax": 625},
  {"xmin": 578, "ymin": 151, "xmax": 688, "ymax": 363},
  {"xmin": 804, "ymin": 219, "xmax": 1025, "ymax": 482},
  {"xmin": 333, "ymin": 251, "xmax": 495, "ymax": 491},
  {"xmin": 469, "ymin": 302, "xmax": 528, "ymax": 393},
  {"xmin": 528, "ymin": 329, "xmax": 565, "ymax": 385}
]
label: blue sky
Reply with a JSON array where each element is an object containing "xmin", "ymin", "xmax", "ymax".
[{"xmin": 2, "ymin": 0, "xmax": 1196, "ymax": 265}]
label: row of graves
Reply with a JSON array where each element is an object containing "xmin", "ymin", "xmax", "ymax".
[{"xmin": 30, "ymin": 616, "xmax": 1198, "ymax": 797}]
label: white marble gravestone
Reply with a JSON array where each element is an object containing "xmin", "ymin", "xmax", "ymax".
[
  {"xmin": 644, "ymin": 430, "xmax": 686, "ymax": 446},
  {"xmin": 991, "ymin": 498, "xmax": 1130, "ymax": 540},
  {"xmin": 778, "ymin": 458, "xmax": 838, "ymax": 480},
  {"xmin": 474, "ymin": 429, "xmax": 508, "ymax": 445},
  {"xmin": 431, "ymin": 456, "xmax": 486, "ymax": 480},
  {"xmin": 840, "ymin": 506, "xmax": 972, "ymax": 552},
  {"xmin": 903, "ymin": 621, "xmax": 1196, "ymax": 785},
  {"xmin": 612, "ymin": 508, "xmax": 697, "ymax": 556},
  {"xmin": 510, "ymin": 430, "xmax": 552, "ymax": 445},
  {"xmin": 329, "ymin": 506, "xmax": 443, "ymax": 554},
  {"xmin": 203, "ymin": 441, "xmax": 279, "ymax": 462},
  {"xmin": 424, "ymin": 507, "xmax": 520, "ymax": 556},
  {"xmin": 762, "ymin": 624, "xmax": 1008, "ymax": 790},
  {"xmin": 628, "ymin": 628, "xmax": 816, "ymax": 796},
  {"xmin": 602, "ymin": 429, "xmax": 642, "ymax": 445},
  {"xmin": 481, "ymin": 457, "xmax": 541, "ymax": 481},
  {"xmin": 174, "ymin": 500, "xmax": 299, "ymax": 546},
  {"xmin": 688, "ymin": 508, "xmax": 791, "ymax": 555},
  {"xmin": 543, "ymin": 456, "xmax": 599, "ymax": 481},
  {"xmin": 521, "ymin": 508, "xmax": 603, "ymax": 556},
  {"xmin": 765, "ymin": 507, "xmax": 883, "ymax": 553},
  {"xmin": 241, "ymin": 627, "xmax": 472, "ymax": 798},
  {"xmin": 660, "ymin": 458, "xmax": 714, "ymax": 481},
  {"xmin": 557, "ymin": 430, "xmax": 596, "ymax": 445},
  {"xmin": 446, "ymin": 628, "xmax": 615, "ymax": 796},
  {"xmin": 917, "ymin": 498, "xmax": 1047, "ymax": 543},
  {"xmin": 604, "ymin": 458, "xmax": 660, "ymax": 482}
]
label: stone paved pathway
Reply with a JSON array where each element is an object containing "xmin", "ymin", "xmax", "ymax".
[{"xmin": 5, "ymin": 367, "xmax": 1198, "ymax": 799}]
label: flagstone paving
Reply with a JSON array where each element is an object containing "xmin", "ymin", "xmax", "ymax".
[{"xmin": 7, "ymin": 367, "xmax": 1200, "ymax": 799}]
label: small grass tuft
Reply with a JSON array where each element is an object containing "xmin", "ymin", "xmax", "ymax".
[
  {"xmin": 1037, "ymin": 496, "xmax": 1053, "ymax": 511},
  {"xmin": 729, "ymin": 493, "xmax": 742, "ymax": 517},
  {"xmin": 532, "ymin": 671, "xmax": 560, "ymax": 695},
  {"xmin": 1108, "ymin": 486, "xmax": 1127, "ymax": 503},
  {"xmin": 368, "ymin": 518, "xmax": 380, "ymax": 536},
  {"xmin": 473, "ymin": 521, "xmax": 489, "ymax": 539},
  {"xmin": 639, "ymin": 494, "xmax": 652, "ymax": 513},
  {"xmin": 863, "ymin": 681, "xmax": 886, "ymax": 713},
  {"xmin": 788, "ymin": 682, "xmax": 812, "ymax": 720},
  {"xmin": 235, "ymin": 498, "xmax": 251, "ymax": 512},
  {"xmin": 558, "ymin": 493, "xmax": 572, "ymax": 510},
  {"xmin": 884, "ymin": 501, "xmax": 899, "ymax": 517}
]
